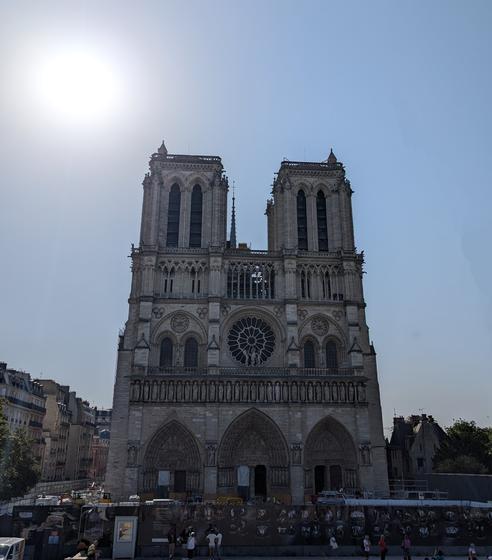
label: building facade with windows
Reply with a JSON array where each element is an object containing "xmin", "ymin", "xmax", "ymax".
[
  {"xmin": 90, "ymin": 408, "xmax": 112, "ymax": 481},
  {"xmin": 387, "ymin": 414, "xmax": 446, "ymax": 481},
  {"xmin": 37, "ymin": 379, "xmax": 72, "ymax": 481},
  {"xmin": 106, "ymin": 143, "xmax": 389, "ymax": 502},
  {"xmin": 0, "ymin": 361, "xmax": 46, "ymax": 465},
  {"xmin": 64, "ymin": 393, "xmax": 96, "ymax": 480}
]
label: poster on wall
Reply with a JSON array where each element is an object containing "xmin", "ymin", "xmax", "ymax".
[{"xmin": 116, "ymin": 520, "xmax": 134, "ymax": 543}]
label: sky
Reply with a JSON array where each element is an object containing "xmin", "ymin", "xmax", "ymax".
[{"xmin": 0, "ymin": 0, "xmax": 491, "ymax": 434}]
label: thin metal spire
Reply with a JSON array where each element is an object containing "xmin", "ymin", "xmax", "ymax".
[{"xmin": 229, "ymin": 181, "xmax": 237, "ymax": 248}]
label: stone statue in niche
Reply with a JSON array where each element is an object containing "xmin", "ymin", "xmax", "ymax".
[
  {"xmin": 359, "ymin": 444, "xmax": 371, "ymax": 465},
  {"xmin": 128, "ymin": 444, "xmax": 138, "ymax": 466},
  {"xmin": 291, "ymin": 443, "xmax": 303, "ymax": 465},
  {"xmin": 206, "ymin": 443, "xmax": 217, "ymax": 466}
]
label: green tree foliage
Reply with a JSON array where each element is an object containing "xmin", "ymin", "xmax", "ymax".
[
  {"xmin": 0, "ymin": 399, "xmax": 40, "ymax": 501},
  {"xmin": 0, "ymin": 399, "xmax": 8, "ymax": 451},
  {"xmin": 434, "ymin": 419, "xmax": 492, "ymax": 474}
]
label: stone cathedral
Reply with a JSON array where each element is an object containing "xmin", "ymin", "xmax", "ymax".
[{"xmin": 105, "ymin": 142, "xmax": 389, "ymax": 503}]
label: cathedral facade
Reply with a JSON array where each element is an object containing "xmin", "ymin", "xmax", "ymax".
[{"xmin": 105, "ymin": 143, "xmax": 389, "ymax": 503}]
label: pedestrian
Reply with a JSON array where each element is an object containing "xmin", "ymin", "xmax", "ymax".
[
  {"xmin": 378, "ymin": 535, "xmax": 388, "ymax": 560},
  {"xmin": 206, "ymin": 527, "xmax": 217, "ymax": 559},
  {"xmin": 167, "ymin": 525, "xmax": 177, "ymax": 560},
  {"xmin": 215, "ymin": 527, "xmax": 223, "ymax": 560},
  {"xmin": 469, "ymin": 544, "xmax": 477, "ymax": 560},
  {"xmin": 363, "ymin": 535, "xmax": 371, "ymax": 559},
  {"xmin": 186, "ymin": 532, "xmax": 196, "ymax": 559},
  {"xmin": 432, "ymin": 550, "xmax": 444, "ymax": 560},
  {"xmin": 329, "ymin": 535, "xmax": 338, "ymax": 556},
  {"xmin": 401, "ymin": 534, "xmax": 411, "ymax": 560},
  {"xmin": 181, "ymin": 527, "xmax": 190, "ymax": 554},
  {"xmin": 87, "ymin": 539, "xmax": 98, "ymax": 559}
]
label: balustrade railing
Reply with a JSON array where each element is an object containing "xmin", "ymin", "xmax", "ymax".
[{"xmin": 144, "ymin": 366, "xmax": 358, "ymax": 377}]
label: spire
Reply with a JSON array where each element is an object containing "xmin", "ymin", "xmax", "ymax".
[
  {"xmin": 229, "ymin": 181, "xmax": 237, "ymax": 249},
  {"xmin": 157, "ymin": 140, "xmax": 168, "ymax": 155},
  {"xmin": 327, "ymin": 148, "xmax": 337, "ymax": 164}
]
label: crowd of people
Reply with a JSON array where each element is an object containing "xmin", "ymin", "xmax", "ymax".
[
  {"xmin": 166, "ymin": 524, "xmax": 223, "ymax": 560},
  {"xmin": 348, "ymin": 534, "xmax": 492, "ymax": 560}
]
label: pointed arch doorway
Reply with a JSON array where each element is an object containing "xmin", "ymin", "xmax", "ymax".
[
  {"xmin": 141, "ymin": 420, "xmax": 202, "ymax": 497},
  {"xmin": 217, "ymin": 409, "xmax": 289, "ymax": 500}
]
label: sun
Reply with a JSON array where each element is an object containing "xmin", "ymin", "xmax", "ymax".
[{"xmin": 33, "ymin": 47, "xmax": 120, "ymax": 124}]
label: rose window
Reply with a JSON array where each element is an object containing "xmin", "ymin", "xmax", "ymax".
[{"xmin": 227, "ymin": 317, "xmax": 275, "ymax": 366}]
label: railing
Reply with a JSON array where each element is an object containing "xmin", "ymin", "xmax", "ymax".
[
  {"xmin": 147, "ymin": 367, "xmax": 207, "ymax": 376},
  {"xmin": 224, "ymin": 249, "xmax": 281, "ymax": 257},
  {"xmin": 144, "ymin": 366, "xmax": 359, "ymax": 377},
  {"xmin": 280, "ymin": 160, "xmax": 343, "ymax": 171},
  {"xmin": 152, "ymin": 153, "xmax": 222, "ymax": 164}
]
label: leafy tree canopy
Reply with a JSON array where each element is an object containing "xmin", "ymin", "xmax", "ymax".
[
  {"xmin": 0, "ymin": 399, "xmax": 40, "ymax": 501},
  {"xmin": 434, "ymin": 419, "xmax": 492, "ymax": 474}
]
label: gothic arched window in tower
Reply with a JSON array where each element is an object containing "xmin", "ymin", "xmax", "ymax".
[
  {"xmin": 184, "ymin": 337, "xmax": 199, "ymax": 368},
  {"xmin": 326, "ymin": 341, "xmax": 338, "ymax": 370},
  {"xmin": 297, "ymin": 190, "xmax": 308, "ymax": 250},
  {"xmin": 159, "ymin": 337, "xmax": 174, "ymax": 369},
  {"xmin": 189, "ymin": 184, "xmax": 203, "ymax": 248},
  {"xmin": 316, "ymin": 190, "xmax": 329, "ymax": 251},
  {"xmin": 166, "ymin": 184, "xmax": 181, "ymax": 247},
  {"xmin": 303, "ymin": 340, "xmax": 316, "ymax": 368}
]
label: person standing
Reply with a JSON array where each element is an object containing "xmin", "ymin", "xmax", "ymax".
[
  {"xmin": 215, "ymin": 527, "xmax": 223, "ymax": 560},
  {"xmin": 363, "ymin": 535, "xmax": 371, "ymax": 560},
  {"xmin": 186, "ymin": 532, "xmax": 196, "ymax": 559},
  {"xmin": 329, "ymin": 536, "xmax": 338, "ymax": 556},
  {"xmin": 401, "ymin": 534, "xmax": 411, "ymax": 560},
  {"xmin": 167, "ymin": 525, "xmax": 177, "ymax": 560},
  {"xmin": 206, "ymin": 527, "xmax": 217, "ymax": 559},
  {"xmin": 378, "ymin": 535, "xmax": 388, "ymax": 560},
  {"xmin": 469, "ymin": 543, "xmax": 477, "ymax": 560}
]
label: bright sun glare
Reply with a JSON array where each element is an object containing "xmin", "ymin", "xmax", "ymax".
[{"xmin": 33, "ymin": 48, "xmax": 119, "ymax": 124}]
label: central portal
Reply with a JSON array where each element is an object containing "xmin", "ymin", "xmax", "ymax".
[
  {"xmin": 217, "ymin": 409, "xmax": 290, "ymax": 500},
  {"xmin": 254, "ymin": 465, "xmax": 267, "ymax": 497}
]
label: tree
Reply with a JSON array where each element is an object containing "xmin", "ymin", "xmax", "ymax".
[
  {"xmin": 434, "ymin": 419, "xmax": 492, "ymax": 474},
  {"xmin": 0, "ymin": 400, "xmax": 40, "ymax": 501},
  {"xmin": 0, "ymin": 399, "xmax": 8, "ymax": 452}
]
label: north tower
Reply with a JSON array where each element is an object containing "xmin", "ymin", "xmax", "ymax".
[{"xmin": 105, "ymin": 143, "xmax": 389, "ymax": 502}]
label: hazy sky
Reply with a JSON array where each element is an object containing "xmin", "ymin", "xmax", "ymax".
[{"xmin": 1, "ymin": 0, "xmax": 491, "ymax": 433}]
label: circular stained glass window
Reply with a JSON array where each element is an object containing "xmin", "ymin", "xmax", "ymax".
[{"xmin": 227, "ymin": 316, "xmax": 275, "ymax": 366}]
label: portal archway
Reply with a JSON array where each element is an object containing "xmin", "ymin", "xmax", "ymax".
[
  {"xmin": 304, "ymin": 416, "xmax": 358, "ymax": 493},
  {"xmin": 141, "ymin": 420, "xmax": 202, "ymax": 496},
  {"xmin": 217, "ymin": 409, "xmax": 289, "ymax": 498}
]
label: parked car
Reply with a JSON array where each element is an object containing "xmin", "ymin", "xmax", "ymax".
[
  {"xmin": 0, "ymin": 538, "xmax": 25, "ymax": 560},
  {"xmin": 144, "ymin": 498, "xmax": 181, "ymax": 506},
  {"xmin": 316, "ymin": 490, "xmax": 346, "ymax": 504},
  {"xmin": 35, "ymin": 495, "xmax": 59, "ymax": 506}
]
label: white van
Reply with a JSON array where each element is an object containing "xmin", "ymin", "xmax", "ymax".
[
  {"xmin": 0, "ymin": 538, "xmax": 25, "ymax": 560},
  {"xmin": 35, "ymin": 495, "xmax": 59, "ymax": 506}
]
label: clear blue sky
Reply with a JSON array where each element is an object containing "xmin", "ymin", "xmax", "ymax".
[{"xmin": 0, "ymin": 0, "xmax": 491, "ymax": 433}]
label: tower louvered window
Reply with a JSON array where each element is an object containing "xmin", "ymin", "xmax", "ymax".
[
  {"xmin": 166, "ymin": 184, "xmax": 181, "ymax": 247},
  {"xmin": 189, "ymin": 184, "xmax": 203, "ymax": 248},
  {"xmin": 317, "ymin": 190, "xmax": 328, "ymax": 251},
  {"xmin": 159, "ymin": 337, "xmax": 173, "ymax": 368},
  {"xmin": 297, "ymin": 190, "xmax": 308, "ymax": 250}
]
